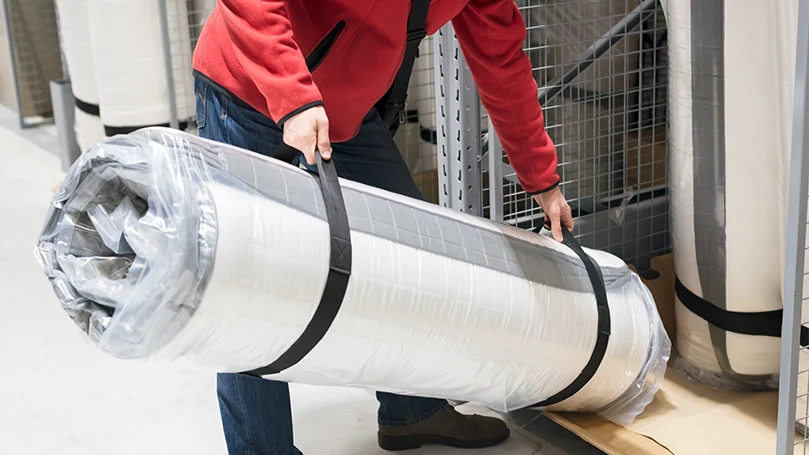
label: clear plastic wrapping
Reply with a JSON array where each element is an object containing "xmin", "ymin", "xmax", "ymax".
[{"xmin": 36, "ymin": 127, "xmax": 670, "ymax": 425}]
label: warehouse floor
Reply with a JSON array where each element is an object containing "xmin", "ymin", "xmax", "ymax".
[{"xmin": 0, "ymin": 118, "xmax": 574, "ymax": 454}]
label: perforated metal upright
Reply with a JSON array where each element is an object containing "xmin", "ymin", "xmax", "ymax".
[
  {"xmin": 777, "ymin": 0, "xmax": 809, "ymax": 453},
  {"xmin": 433, "ymin": 25, "xmax": 483, "ymax": 215}
]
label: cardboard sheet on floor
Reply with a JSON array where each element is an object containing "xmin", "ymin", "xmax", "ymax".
[
  {"xmin": 545, "ymin": 254, "xmax": 786, "ymax": 454},
  {"xmin": 546, "ymin": 372, "xmax": 779, "ymax": 454}
]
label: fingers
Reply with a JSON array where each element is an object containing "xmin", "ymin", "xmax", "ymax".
[
  {"xmin": 317, "ymin": 118, "xmax": 331, "ymax": 161},
  {"xmin": 286, "ymin": 128, "xmax": 317, "ymax": 165},
  {"xmin": 548, "ymin": 207, "xmax": 563, "ymax": 243},
  {"xmin": 560, "ymin": 202, "xmax": 574, "ymax": 231}
]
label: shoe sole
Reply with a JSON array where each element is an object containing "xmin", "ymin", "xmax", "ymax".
[{"xmin": 377, "ymin": 428, "xmax": 511, "ymax": 451}]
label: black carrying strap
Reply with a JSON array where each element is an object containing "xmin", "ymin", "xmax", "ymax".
[
  {"xmin": 376, "ymin": 0, "xmax": 430, "ymax": 128},
  {"xmin": 675, "ymin": 278, "xmax": 809, "ymax": 347},
  {"xmin": 528, "ymin": 222, "xmax": 611, "ymax": 408},
  {"xmin": 241, "ymin": 144, "xmax": 352, "ymax": 377}
]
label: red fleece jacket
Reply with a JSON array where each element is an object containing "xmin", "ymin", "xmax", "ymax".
[{"xmin": 193, "ymin": 0, "xmax": 560, "ymax": 194}]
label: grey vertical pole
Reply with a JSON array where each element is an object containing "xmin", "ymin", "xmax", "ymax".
[
  {"xmin": 433, "ymin": 24, "xmax": 482, "ymax": 215},
  {"xmin": 157, "ymin": 0, "xmax": 180, "ymax": 129},
  {"xmin": 777, "ymin": 0, "xmax": 809, "ymax": 453},
  {"xmin": 487, "ymin": 123, "xmax": 504, "ymax": 221},
  {"xmin": 50, "ymin": 79, "xmax": 81, "ymax": 170}
]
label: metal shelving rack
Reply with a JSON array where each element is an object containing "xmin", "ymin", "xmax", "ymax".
[{"xmin": 433, "ymin": 26, "xmax": 482, "ymax": 215}]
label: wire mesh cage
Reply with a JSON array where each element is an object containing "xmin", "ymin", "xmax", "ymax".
[
  {"xmin": 2, "ymin": 0, "xmax": 63, "ymax": 128},
  {"xmin": 431, "ymin": 0, "xmax": 669, "ymax": 272},
  {"xmin": 514, "ymin": 0, "xmax": 667, "ymax": 273}
]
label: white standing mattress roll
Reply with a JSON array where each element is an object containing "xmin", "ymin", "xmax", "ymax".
[
  {"xmin": 35, "ymin": 128, "xmax": 669, "ymax": 426},
  {"xmin": 86, "ymin": 0, "xmax": 194, "ymax": 134},
  {"xmin": 73, "ymin": 107, "xmax": 107, "ymax": 152},
  {"xmin": 668, "ymin": 0, "xmax": 794, "ymax": 389}
]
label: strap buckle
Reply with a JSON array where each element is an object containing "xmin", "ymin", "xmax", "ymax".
[
  {"xmin": 407, "ymin": 29, "xmax": 427, "ymax": 43},
  {"xmin": 383, "ymin": 99, "xmax": 409, "ymax": 125}
]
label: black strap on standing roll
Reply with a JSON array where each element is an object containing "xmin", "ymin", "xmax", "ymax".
[
  {"xmin": 527, "ymin": 222, "xmax": 611, "ymax": 408},
  {"xmin": 241, "ymin": 143, "xmax": 352, "ymax": 377},
  {"xmin": 675, "ymin": 278, "xmax": 809, "ymax": 347},
  {"xmin": 74, "ymin": 97, "xmax": 100, "ymax": 117},
  {"xmin": 104, "ymin": 121, "xmax": 190, "ymax": 137},
  {"xmin": 376, "ymin": 0, "xmax": 431, "ymax": 129}
]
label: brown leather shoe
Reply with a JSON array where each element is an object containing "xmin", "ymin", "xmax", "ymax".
[{"xmin": 377, "ymin": 405, "xmax": 510, "ymax": 451}]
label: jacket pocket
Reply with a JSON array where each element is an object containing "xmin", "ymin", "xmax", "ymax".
[{"xmin": 305, "ymin": 20, "xmax": 346, "ymax": 72}]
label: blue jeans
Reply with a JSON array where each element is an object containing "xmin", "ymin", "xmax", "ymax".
[{"xmin": 194, "ymin": 76, "xmax": 448, "ymax": 455}]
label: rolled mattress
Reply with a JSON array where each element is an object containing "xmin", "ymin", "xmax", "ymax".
[
  {"xmin": 35, "ymin": 128, "xmax": 669, "ymax": 425},
  {"xmin": 668, "ymin": 0, "xmax": 788, "ymax": 389},
  {"xmin": 86, "ymin": 0, "xmax": 194, "ymax": 135}
]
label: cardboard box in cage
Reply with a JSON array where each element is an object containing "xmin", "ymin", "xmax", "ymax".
[
  {"xmin": 411, "ymin": 169, "xmax": 440, "ymax": 205},
  {"xmin": 625, "ymin": 126, "xmax": 667, "ymax": 192}
]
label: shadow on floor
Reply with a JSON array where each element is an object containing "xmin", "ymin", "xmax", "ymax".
[{"xmin": 504, "ymin": 409, "xmax": 607, "ymax": 455}]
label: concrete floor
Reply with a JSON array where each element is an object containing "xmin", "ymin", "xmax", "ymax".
[{"xmin": 0, "ymin": 125, "xmax": 556, "ymax": 454}]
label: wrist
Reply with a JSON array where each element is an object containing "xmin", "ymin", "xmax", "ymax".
[
  {"xmin": 278, "ymin": 101, "xmax": 325, "ymax": 127},
  {"xmin": 527, "ymin": 178, "xmax": 560, "ymax": 196}
]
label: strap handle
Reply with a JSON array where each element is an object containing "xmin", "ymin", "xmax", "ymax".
[
  {"xmin": 241, "ymin": 144, "xmax": 352, "ymax": 377},
  {"xmin": 527, "ymin": 221, "xmax": 612, "ymax": 408},
  {"xmin": 376, "ymin": 0, "xmax": 431, "ymax": 128}
]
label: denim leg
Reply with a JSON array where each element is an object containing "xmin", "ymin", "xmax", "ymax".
[
  {"xmin": 217, "ymin": 374, "xmax": 302, "ymax": 455},
  {"xmin": 325, "ymin": 109, "xmax": 449, "ymax": 426},
  {"xmin": 195, "ymin": 76, "xmax": 448, "ymax": 433},
  {"xmin": 196, "ymin": 77, "xmax": 301, "ymax": 455}
]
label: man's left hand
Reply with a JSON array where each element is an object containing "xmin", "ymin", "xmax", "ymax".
[{"xmin": 534, "ymin": 187, "xmax": 574, "ymax": 243}]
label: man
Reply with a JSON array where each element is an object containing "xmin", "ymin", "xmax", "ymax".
[{"xmin": 193, "ymin": 0, "xmax": 574, "ymax": 453}]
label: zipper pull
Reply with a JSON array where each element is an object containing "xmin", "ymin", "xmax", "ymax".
[{"xmin": 399, "ymin": 104, "xmax": 407, "ymax": 124}]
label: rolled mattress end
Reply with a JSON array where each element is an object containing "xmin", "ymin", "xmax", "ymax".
[
  {"xmin": 34, "ymin": 128, "xmax": 219, "ymax": 360},
  {"xmin": 595, "ymin": 274, "xmax": 671, "ymax": 426}
]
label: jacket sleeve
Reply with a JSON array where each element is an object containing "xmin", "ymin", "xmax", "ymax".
[
  {"xmin": 452, "ymin": 0, "xmax": 560, "ymax": 194},
  {"xmin": 218, "ymin": 0, "xmax": 323, "ymax": 125}
]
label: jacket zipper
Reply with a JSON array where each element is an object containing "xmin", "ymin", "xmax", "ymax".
[{"xmin": 305, "ymin": 20, "xmax": 346, "ymax": 72}]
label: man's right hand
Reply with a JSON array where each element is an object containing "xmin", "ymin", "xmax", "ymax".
[{"xmin": 282, "ymin": 106, "xmax": 332, "ymax": 164}]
